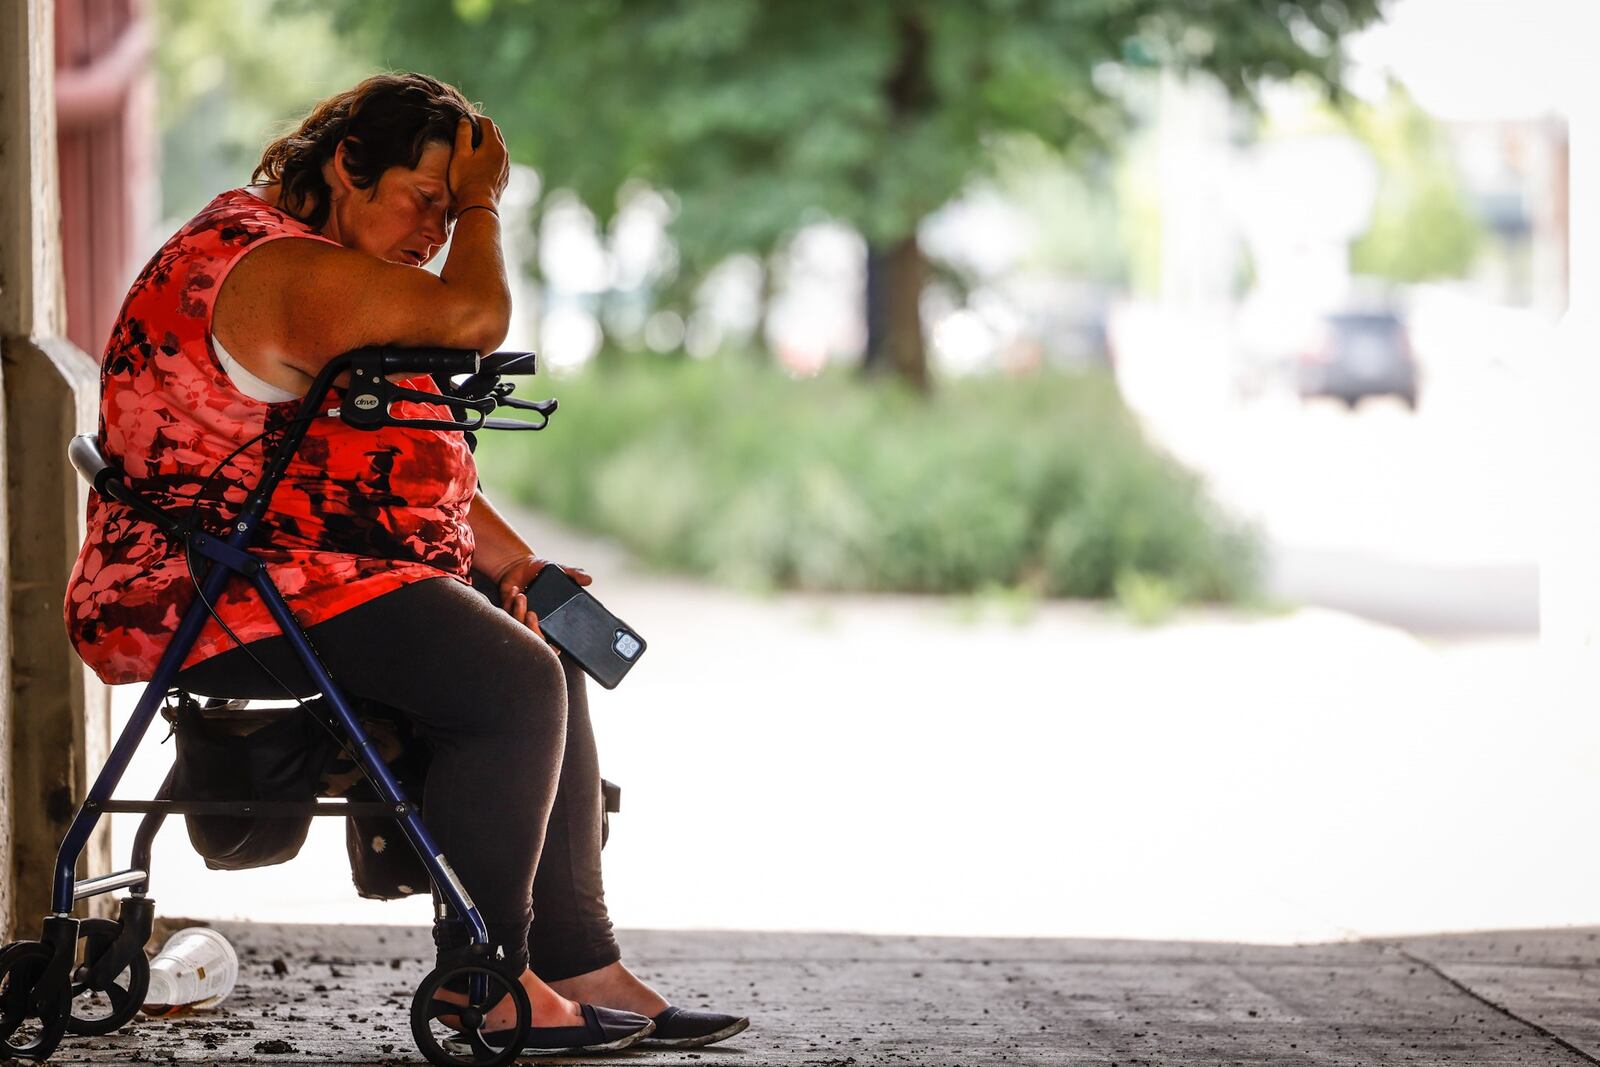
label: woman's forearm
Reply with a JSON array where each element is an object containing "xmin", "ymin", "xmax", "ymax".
[
  {"xmin": 439, "ymin": 208, "xmax": 512, "ymax": 354},
  {"xmin": 465, "ymin": 487, "xmax": 536, "ymax": 583}
]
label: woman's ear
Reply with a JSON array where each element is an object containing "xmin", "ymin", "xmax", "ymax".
[{"xmin": 322, "ymin": 139, "xmax": 356, "ymax": 200}]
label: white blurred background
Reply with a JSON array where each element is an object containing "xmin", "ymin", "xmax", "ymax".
[{"xmin": 104, "ymin": 0, "xmax": 1600, "ymax": 947}]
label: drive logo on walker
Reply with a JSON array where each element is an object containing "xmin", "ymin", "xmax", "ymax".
[
  {"xmin": 613, "ymin": 629, "xmax": 642, "ymax": 660},
  {"xmin": 352, "ymin": 393, "xmax": 380, "ymax": 410}
]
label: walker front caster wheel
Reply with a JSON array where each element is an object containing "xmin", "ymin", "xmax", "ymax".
[
  {"xmin": 0, "ymin": 940, "xmax": 70, "ymax": 1061},
  {"xmin": 410, "ymin": 958, "xmax": 530, "ymax": 1066},
  {"xmin": 65, "ymin": 917, "xmax": 148, "ymax": 1036}
]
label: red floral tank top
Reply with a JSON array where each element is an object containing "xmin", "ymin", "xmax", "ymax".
[{"xmin": 64, "ymin": 188, "xmax": 479, "ymax": 686}]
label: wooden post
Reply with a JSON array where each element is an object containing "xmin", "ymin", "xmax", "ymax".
[{"xmin": 0, "ymin": 0, "xmax": 112, "ymax": 939}]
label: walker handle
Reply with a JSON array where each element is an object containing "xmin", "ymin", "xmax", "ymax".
[
  {"xmin": 476, "ymin": 350, "xmax": 537, "ymax": 376},
  {"xmin": 362, "ymin": 347, "xmax": 480, "ymax": 377},
  {"xmin": 450, "ymin": 351, "xmax": 537, "ymax": 401}
]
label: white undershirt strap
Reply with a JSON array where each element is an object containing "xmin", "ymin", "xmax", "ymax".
[{"xmin": 213, "ymin": 333, "xmax": 300, "ymax": 403}]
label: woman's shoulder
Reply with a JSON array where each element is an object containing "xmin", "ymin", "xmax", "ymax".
[
  {"xmin": 179, "ymin": 187, "xmax": 327, "ymax": 250},
  {"xmin": 115, "ymin": 189, "xmax": 339, "ymax": 339}
]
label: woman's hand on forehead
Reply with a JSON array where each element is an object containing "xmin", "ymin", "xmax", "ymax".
[{"xmin": 447, "ymin": 113, "xmax": 509, "ymax": 209}]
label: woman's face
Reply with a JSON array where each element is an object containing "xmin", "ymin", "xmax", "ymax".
[{"xmin": 322, "ymin": 138, "xmax": 454, "ymax": 267}]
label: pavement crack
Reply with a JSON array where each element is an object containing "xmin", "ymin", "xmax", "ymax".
[{"xmin": 1392, "ymin": 944, "xmax": 1600, "ymax": 1066}]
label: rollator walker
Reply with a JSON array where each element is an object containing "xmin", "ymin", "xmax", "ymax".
[{"xmin": 0, "ymin": 346, "xmax": 578, "ymax": 1066}]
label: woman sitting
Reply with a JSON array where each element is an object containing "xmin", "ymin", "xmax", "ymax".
[{"xmin": 63, "ymin": 71, "xmax": 746, "ymax": 1054}]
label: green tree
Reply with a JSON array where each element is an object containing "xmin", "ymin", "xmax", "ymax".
[
  {"xmin": 308, "ymin": 0, "xmax": 1382, "ymax": 390},
  {"xmin": 155, "ymin": 0, "xmax": 369, "ymax": 222}
]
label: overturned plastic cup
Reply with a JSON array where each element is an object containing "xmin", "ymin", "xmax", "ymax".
[{"xmin": 141, "ymin": 926, "xmax": 238, "ymax": 1015}]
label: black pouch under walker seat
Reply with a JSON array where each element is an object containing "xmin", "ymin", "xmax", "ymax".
[
  {"xmin": 164, "ymin": 694, "xmax": 341, "ymax": 871},
  {"xmin": 164, "ymin": 689, "xmax": 618, "ymax": 894},
  {"xmin": 325, "ymin": 705, "xmax": 621, "ymax": 899},
  {"xmin": 166, "ymin": 692, "xmax": 440, "ymax": 893},
  {"xmin": 322, "ymin": 706, "xmax": 436, "ymax": 901}
]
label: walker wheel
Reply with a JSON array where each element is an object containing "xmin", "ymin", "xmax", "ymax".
[
  {"xmin": 65, "ymin": 917, "xmax": 148, "ymax": 1036},
  {"xmin": 0, "ymin": 940, "xmax": 69, "ymax": 1061},
  {"xmin": 410, "ymin": 959, "xmax": 530, "ymax": 1066}
]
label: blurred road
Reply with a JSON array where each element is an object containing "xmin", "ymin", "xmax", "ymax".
[
  {"xmin": 97, "ymin": 341, "xmax": 1574, "ymax": 947},
  {"xmin": 1116, "ymin": 308, "xmax": 1543, "ymax": 639},
  {"xmin": 1270, "ymin": 545, "xmax": 1537, "ymax": 636},
  {"xmin": 106, "ymin": 501, "xmax": 1584, "ymax": 949}
]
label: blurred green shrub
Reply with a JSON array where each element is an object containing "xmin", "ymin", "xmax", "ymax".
[{"xmin": 475, "ymin": 357, "xmax": 1261, "ymax": 606}]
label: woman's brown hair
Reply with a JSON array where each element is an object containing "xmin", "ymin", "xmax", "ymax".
[{"xmin": 252, "ymin": 72, "xmax": 480, "ymax": 230}]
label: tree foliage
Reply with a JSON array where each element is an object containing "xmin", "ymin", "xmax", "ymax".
[
  {"xmin": 298, "ymin": 0, "xmax": 1382, "ymax": 383},
  {"xmin": 312, "ymin": 0, "xmax": 1381, "ymax": 262},
  {"xmin": 476, "ymin": 356, "xmax": 1262, "ymax": 605},
  {"xmin": 155, "ymin": 0, "xmax": 369, "ymax": 221}
]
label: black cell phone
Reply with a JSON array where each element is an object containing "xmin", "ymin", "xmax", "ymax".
[{"xmin": 525, "ymin": 566, "xmax": 647, "ymax": 690}]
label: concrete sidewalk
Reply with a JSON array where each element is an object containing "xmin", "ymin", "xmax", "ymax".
[
  {"xmin": 82, "ymin": 503, "xmax": 1600, "ymax": 1065},
  {"xmin": 43, "ymin": 920, "xmax": 1600, "ymax": 1065}
]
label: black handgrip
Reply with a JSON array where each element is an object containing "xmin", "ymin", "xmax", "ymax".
[
  {"xmin": 477, "ymin": 351, "xmax": 537, "ymax": 376},
  {"xmin": 452, "ymin": 351, "xmax": 537, "ymax": 400},
  {"xmin": 369, "ymin": 347, "xmax": 480, "ymax": 377}
]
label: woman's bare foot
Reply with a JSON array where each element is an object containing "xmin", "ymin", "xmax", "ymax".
[
  {"xmin": 547, "ymin": 960, "xmax": 670, "ymax": 1018},
  {"xmin": 435, "ymin": 967, "xmax": 584, "ymax": 1033}
]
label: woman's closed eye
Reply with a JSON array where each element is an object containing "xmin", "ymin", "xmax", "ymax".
[
  {"xmin": 431, "ymin": 198, "xmax": 453, "ymax": 225},
  {"xmin": 415, "ymin": 189, "xmax": 452, "ymax": 238}
]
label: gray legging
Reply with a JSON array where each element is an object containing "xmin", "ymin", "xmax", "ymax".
[{"xmin": 174, "ymin": 573, "xmax": 621, "ymax": 980}]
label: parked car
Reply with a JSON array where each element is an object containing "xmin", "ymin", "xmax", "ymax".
[{"xmin": 1298, "ymin": 310, "xmax": 1418, "ymax": 410}]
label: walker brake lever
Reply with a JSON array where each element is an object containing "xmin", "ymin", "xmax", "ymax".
[
  {"xmin": 386, "ymin": 384, "xmax": 497, "ymax": 414},
  {"xmin": 480, "ymin": 415, "xmax": 556, "ymax": 431},
  {"xmin": 494, "ymin": 395, "xmax": 558, "ymax": 416},
  {"xmin": 375, "ymin": 410, "xmax": 491, "ymax": 431},
  {"xmin": 485, "ymin": 395, "xmax": 556, "ymax": 430},
  {"xmin": 337, "ymin": 380, "xmax": 493, "ymax": 431}
]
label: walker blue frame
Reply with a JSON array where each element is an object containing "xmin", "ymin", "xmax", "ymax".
[{"xmin": 2, "ymin": 345, "xmax": 556, "ymax": 1065}]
